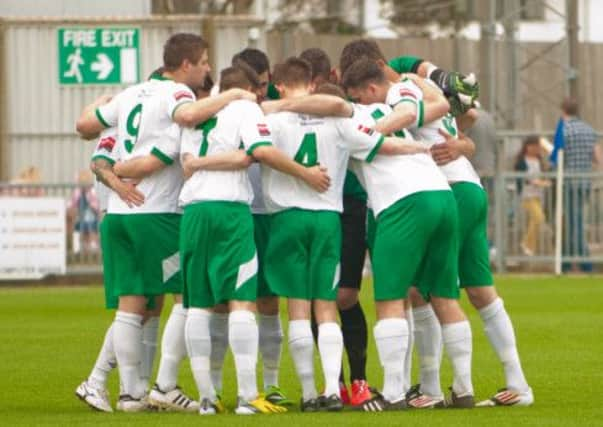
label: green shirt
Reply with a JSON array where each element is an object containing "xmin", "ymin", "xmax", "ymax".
[
  {"xmin": 267, "ymin": 83, "xmax": 280, "ymax": 100},
  {"xmin": 387, "ymin": 55, "xmax": 423, "ymax": 74}
]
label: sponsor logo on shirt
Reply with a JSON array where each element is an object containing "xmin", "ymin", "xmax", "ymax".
[
  {"xmin": 399, "ymin": 88, "xmax": 417, "ymax": 99},
  {"xmin": 357, "ymin": 124, "xmax": 374, "ymax": 136},
  {"xmin": 98, "ymin": 136, "xmax": 116, "ymax": 152},
  {"xmin": 257, "ymin": 123, "xmax": 271, "ymax": 136},
  {"xmin": 174, "ymin": 90, "xmax": 193, "ymax": 101}
]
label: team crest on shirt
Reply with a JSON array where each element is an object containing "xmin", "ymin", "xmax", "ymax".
[
  {"xmin": 174, "ymin": 90, "xmax": 193, "ymax": 101},
  {"xmin": 399, "ymin": 88, "xmax": 417, "ymax": 99},
  {"xmin": 357, "ymin": 124, "xmax": 374, "ymax": 136},
  {"xmin": 257, "ymin": 123, "xmax": 271, "ymax": 136},
  {"xmin": 98, "ymin": 136, "xmax": 116, "ymax": 152}
]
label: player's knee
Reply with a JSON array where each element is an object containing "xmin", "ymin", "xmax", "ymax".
[
  {"xmin": 408, "ymin": 287, "xmax": 428, "ymax": 307},
  {"xmin": 466, "ymin": 286, "xmax": 498, "ymax": 309},
  {"xmin": 256, "ymin": 296, "xmax": 279, "ymax": 315},
  {"xmin": 337, "ymin": 288, "xmax": 359, "ymax": 310}
]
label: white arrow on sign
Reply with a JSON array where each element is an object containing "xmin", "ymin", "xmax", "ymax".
[{"xmin": 90, "ymin": 53, "xmax": 114, "ymax": 80}]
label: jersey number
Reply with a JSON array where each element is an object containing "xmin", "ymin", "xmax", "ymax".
[
  {"xmin": 441, "ymin": 114, "xmax": 457, "ymax": 137},
  {"xmin": 124, "ymin": 103, "xmax": 142, "ymax": 153},
  {"xmin": 371, "ymin": 108, "xmax": 406, "ymax": 138},
  {"xmin": 197, "ymin": 117, "xmax": 218, "ymax": 156},
  {"xmin": 294, "ymin": 132, "xmax": 318, "ymax": 166}
]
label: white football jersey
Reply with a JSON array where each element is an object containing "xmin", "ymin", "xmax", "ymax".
[
  {"xmin": 90, "ymin": 127, "xmax": 119, "ymax": 212},
  {"xmin": 349, "ymin": 103, "xmax": 450, "ymax": 217},
  {"xmin": 248, "ymin": 163, "xmax": 266, "ymax": 214},
  {"xmin": 179, "ymin": 100, "xmax": 272, "ymax": 207},
  {"xmin": 262, "ymin": 111, "xmax": 384, "ymax": 213},
  {"xmin": 96, "ymin": 77, "xmax": 191, "ymax": 214},
  {"xmin": 386, "ymin": 80, "xmax": 481, "ymax": 187}
]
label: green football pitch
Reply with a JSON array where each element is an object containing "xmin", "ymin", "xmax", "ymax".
[{"xmin": 1, "ymin": 276, "xmax": 601, "ymax": 426}]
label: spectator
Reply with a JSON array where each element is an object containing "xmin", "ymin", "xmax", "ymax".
[
  {"xmin": 558, "ymin": 98, "xmax": 597, "ymax": 272},
  {"xmin": 9, "ymin": 166, "xmax": 44, "ymax": 196},
  {"xmin": 515, "ymin": 135, "xmax": 551, "ymax": 256},
  {"xmin": 68, "ymin": 170, "xmax": 100, "ymax": 252}
]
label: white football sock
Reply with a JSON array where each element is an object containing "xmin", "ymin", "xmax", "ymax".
[
  {"xmin": 318, "ymin": 322, "xmax": 344, "ymax": 397},
  {"xmin": 288, "ymin": 320, "xmax": 317, "ymax": 400},
  {"xmin": 403, "ymin": 307, "xmax": 414, "ymax": 391},
  {"xmin": 141, "ymin": 316, "xmax": 159, "ymax": 387},
  {"xmin": 88, "ymin": 322, "xmax": 116, "ymax": 389},
  {"xmin": 442, "ymin": 320, "xmax": 474, "ymax": 396},
  {"xmin": 374, "ymin": 318, "xmax": 409, "ymax": 402},
  {"xmin": 412, "ymin": 305, "xmax": 443, "ymax": 398},
  {"xmin": 113, "ymin": 311, "xmax": 145, "ymax": 398},
  {"xmin": 209, "ymin": 312, "xmax": 229, "ymax": 392},
  {"xmin": 155, "ymin": 303, "xmax": 187, "ymax": 391},
  {"xmin": 258, "ymin": 314, "xmax": 283, "ymax": 389},
  {"xmin": 229, "ymin": 310, "xmax": 259, "ymax": 402},
  {"xmin": 479, "ymin": 298, "xmax": 529, "ymax": 392},
  {"xmin": 184, "ymin": 308, "xmax": 216, "ymax": 401}
]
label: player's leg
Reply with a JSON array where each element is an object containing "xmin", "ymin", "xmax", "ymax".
[
  {"xmin": 253, "ymin": 213, "xmax": 290, "ymax": 405},
  {"xmin": 180, "ymin": 203, "xmax": 220, "ymax": 415},
  {"xmin": 337, "ymin": 196, "xmax": 370, "ymax": 406},
  {"xmin": 208, "ymin": 202, "xmax": 284, "ymax": 415},
  {"xmin": 311, "ymin": 211, "xmax": 345, "ymax": 412},
  {"xmin": 209, "ymin": 303, "xmax": 229, "ymax": 397},
  {"xmin": 265, "ymin": 210, "xmax": 317, "ymax": 412},
  {"xmin": 360, "ymin": 195, "xmax": 432, "ymax": 412},
  {"xmin": 453, "ymin": 183, "xmax": 532, "ymax": 406},
  {"xmin": 141, "ymin": 297, "xmax": 162, "ymax": 390},
  {"xmin": 420, "ymin": 191, "xmax": 474, "ymax": 408}
]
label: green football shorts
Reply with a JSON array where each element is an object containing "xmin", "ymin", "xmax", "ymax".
[
  {"xmin": 264, "ymin": 209, "xmax": 341, "ymax": 301},
  {"xmin": 371, "ymin": 190, "xmax": 460, "ymax": 301},
  {"xmin": 253, "ymin": 214, "xmax": 277, "ymax": 298},
  {"xmin": 100, "ymin": 213, "xmax": 182, "ymax": 309},
  {"xmin": 451, "ymin": 182, "xmax": 494, "ymax": 287},
  {"xmin": 180, "ymin": 201, "xmax": 257, "ymax": 309}
]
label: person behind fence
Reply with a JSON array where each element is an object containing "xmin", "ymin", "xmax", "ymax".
[
  {"xmin": 514, "ymin": 135, "xmax": 550, "ymax": 256},
  {"xmin": 68, "ymin": 169, "xmax": 100, "ymax": 252},
  {"xmin": 556, "ymin": 98, "xmax": 598, "ymax": 272}
]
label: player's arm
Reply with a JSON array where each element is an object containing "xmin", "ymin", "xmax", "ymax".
[
  {"xmin": 261, "ymin": 94, "xmax": 353, "ymax": 118},
  {"xmin": 90, "ymin": 157, "xmax": 144, "ymax": 207},
  {"xmin": 113, "ymin": 150, "xmax": 170, "ymax": 180},
  {"xmin": 430, "ymin": 129, "xmax": 476, "ymax": 165},
  {"xmin": 456, "ymin": 108, "xmax": 478, "ymax": 132},
  {"xmin": 182, "ymin": 150, "xmax": 253, "ymax": 178},
  {"xmin": 401, "ymin": 74, "xmax": 450, "ymax": 125},
  {"xmin": 76, "ymin": 94, "xmax": 113, "ymax": 140},
  {"xmin": 251, "ymin": 145, "xmax": 331, "ymax": 192},
  {"xmin": 172, "ymin": 88, "xmax": 257, "ymax": 127},
  {"xmin": 378, "ymin": 137, "xmax": 430, "ymax": 156}
]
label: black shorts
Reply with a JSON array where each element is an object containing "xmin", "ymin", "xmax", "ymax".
[{"xmin": 339, "ymin": 196, "xmax": 367, "ymax": 289}]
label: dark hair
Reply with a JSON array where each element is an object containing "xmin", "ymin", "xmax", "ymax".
[
  {"xmin": 341, "ymin": 57, "xmax": 387, "ymax": 91},
  {"xmin": 232, "ymin": 48, "xmax": 270, "ymax": 75},
  {"xmin": 515, "ymin": 135, "xmax": 542, "ymax": 168},
  {"xmin": 163, "ymin": 33, "xmax": 208, "ymax": 71},
  {"xmin": 299, "ymin": 48, "xmax": 332, "ymax": 82},
  {"xmin": 315, "ymin": 82, "xmax": 346, "ymax": 99},
  {"xmin": 219, "ymin": 62, "xmax": 260, "ymax": 92},
  {"xmin": 148, "ymin": 66, "xmax": 165, "ymax": 80},
  {"xmin": 272, "ymin": 57, "xmax": 312, "ymax": 87},
  {"xmin": 340, "ymin": 39, "xmax": 386, "ymax": 77},
  {"xmin": 561, "ymin": 97, "xmax": 579, "ymax": 116}
]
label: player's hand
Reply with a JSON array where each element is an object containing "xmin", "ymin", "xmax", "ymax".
[
  {"xmin": 232, "ymin": 150, "xmax": 254, "ymax": 169},
  {"xmin": 237, "ymin": 88, "xmax": 257, "ymax": 102},
  {"xmin": 303, "ymin": 165, "xmax": 331, "ymax": 193},
  {"xmin": 430, "ymin": 129, "xmax": 462, "ymax": 165},
  {"xmin": 115, "ymin": 181, "xmax": 145, "ymax": 208}
]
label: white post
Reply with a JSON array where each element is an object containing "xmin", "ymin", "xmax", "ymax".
[{"xmin": 554, "ymin": 150, "xmax": 565, "ymax": 275}]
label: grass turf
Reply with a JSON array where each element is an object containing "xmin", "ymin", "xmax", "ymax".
[{"xmin": 0, "ymin": 276, "xmax": 602, "ymax": 426}]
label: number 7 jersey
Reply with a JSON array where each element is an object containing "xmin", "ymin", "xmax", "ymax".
[{"xmin": 262, "ymin": 111, "xmax": 385, "ymax": 213}]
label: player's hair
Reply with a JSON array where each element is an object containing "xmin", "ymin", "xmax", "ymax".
[
  {"xmin": 272, "ymin": 57, "xmax": 312, "ymax": 87},
  {"xmin": 315, "ymin": 82, "xmax": 346, "ymax": 99},
  {"xmin": 299, "ymin": 48, "xmax": 332, "ymax": 82},
  {"xmin": 163, "ymin": 33, "xmax": 208, "ymax": 71},
  {"xmin": 341, "ymin": 57, "xmax": 387, "ymax": 90},
  {"xmin": 219, "ymin": 62, "xmax": 261, "ymax": 92},
  {"xmin": 232, "ymin": 48, "xmax": 270, "ymax": 75},
  {"xmin": 340, "ymin": 39, "xmax": 386, "ymax": 77},
  {"xmin": 561, "ymin": 97, "xmax": 579, "ymax": 116},
  {"xmin": 148, "ymin": 66, "xmax": 165, "ymax": 80}
]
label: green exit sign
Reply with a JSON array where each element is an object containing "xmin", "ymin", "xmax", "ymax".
[{"xmin": 58, "ymin": 28, "xmax": 140, "ymax": 85}]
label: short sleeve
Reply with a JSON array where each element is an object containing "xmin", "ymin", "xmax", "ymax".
[
  {"xmin": 386, "ymin": 81, "xmax": 425, "ymax": 128},
  {"xmin": 166, "ymin": 83, "xmax": 195, "ymax": 119},
  {"xmin": 387, "ymin": 55, "xmax": 423, "ymax": 74},
  {"xmin": 239, "ymin": 103, "xmax": 273, "ymax": 155},
  {"xmin": 336, "ymin": 113, "xmax": 385, "ymax": 163},
  {"xmin": 95, "ymin": 94, "xmax": 121, "ymax": 128},
  {"xmin": 91, "ymin": 128, "xmax": 119, "ymax": 165}
]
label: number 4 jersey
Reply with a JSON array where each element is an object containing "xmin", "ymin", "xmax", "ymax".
[
  {"xmin": 96, "ymin": 76, "xmax": 193, "ymax": 214},
  {"xmin": 262, "ymin": 111, "xmax": 385, "ymax": 213}
]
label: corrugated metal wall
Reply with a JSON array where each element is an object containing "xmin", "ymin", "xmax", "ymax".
[{"xmin": 1, "ymin": 16, "xmax": 262, "ymax": 183}]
